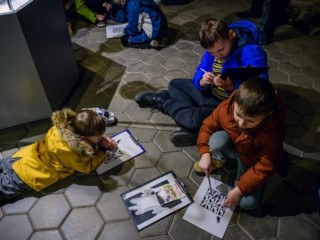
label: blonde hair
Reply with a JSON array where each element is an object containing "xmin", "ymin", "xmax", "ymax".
[{"xmin": 71, "ymin": 110, "xmax": 106, "ymax": 137}]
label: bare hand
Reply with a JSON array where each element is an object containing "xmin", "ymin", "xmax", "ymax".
[
  {"xmin": 213, "ymin": 76, "xmax": 234, "ymax": 91},
  {"xmin": 103, "ymin": 3, "xmax": 112, "ymax": 11},
  {"xmin": 198, "ymin": 153, "xmax": 212, "ymax": 176},
  {"xmin": 199, "ymin": 72, "xmax": 215, "ymax": 87},
  {"xmin": 96, "ymin": 14, "xmax": 106, "ymax": 21},
  {"xmin": 223, "ymin": 187, "xmax": 243, "ymax": 208}
]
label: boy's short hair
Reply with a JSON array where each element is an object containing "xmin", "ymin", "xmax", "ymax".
[
  {"xmin": 234, "ymin": 77, "xmax": 276, "ymax": 117},
  {"xmin": 199, "ymin": 18, "xmax": 230, "ymax": 49},
  {"xmin": 71, "ymin": 110, "xmax": 107, "ymax": 137}
]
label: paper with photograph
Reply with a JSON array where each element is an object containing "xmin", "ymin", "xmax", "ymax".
[{"xmin": 121, "ymin": 171, "xmax": 193, "ymax": 231}]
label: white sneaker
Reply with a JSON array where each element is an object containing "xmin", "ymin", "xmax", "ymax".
[
  {"xmin": 150, "ymin": 40, "xmax": 160, "ymax": 48},
  {"xmin": 96, "ymin": 21, "xmax": 106, "ymax": 27},
  {"xmin": 82, "ymin": 107, "xmax": 117, "ymax": 126}
]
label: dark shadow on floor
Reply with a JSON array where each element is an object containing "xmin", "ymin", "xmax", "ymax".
[
  {"xmin": 275, "ymin": 84, "xmax": 320, "ymax": 153},
  {"xmin": 263, "ymin": 154, "xmax": 320, "ymax": 217}
]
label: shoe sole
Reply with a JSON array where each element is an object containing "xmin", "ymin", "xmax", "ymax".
[{"xmin": 170, "ymin": 132, "xmax": 197, "ymax": 147}]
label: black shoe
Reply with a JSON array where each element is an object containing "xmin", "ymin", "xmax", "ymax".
[
  {"xmin": 236, "ymin": 9, "xmax": 261, "ymax": 19},
  {"xmin": 120, "ymin": 35, "xmax": 152, "ymax": 49},
  {"xmin": 170, "ymin": 130, "xmax": 197, "ymax": 147},
  {"xmin": 258, "ymin": 30, "xmax": 273, "ymax": 45},
  {"xmin": 135, "ymin": 90, "xmax": 170, "ymax": 112}
]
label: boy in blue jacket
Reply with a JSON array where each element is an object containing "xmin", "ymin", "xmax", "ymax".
[
  {"xmin": 135, "ymin": 18, "xmax": 268, "ymax": 146},
  {"xmin": 120, "ymin": 0, "xmax": 168, "ymax": 49}
]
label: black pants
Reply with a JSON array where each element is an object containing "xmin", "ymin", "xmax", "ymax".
[{"xmin": 250, "ymin": 0, "xmax": 290, "ymax": 39}]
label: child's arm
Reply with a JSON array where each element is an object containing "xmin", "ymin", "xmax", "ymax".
[
  {"xmin": 237, "ymin": 135, "xmax": 285, "ymax": 195},
  {"xmin": 198, "ymin": 152, "xmax": 212, "ymax": 176},
  {"xmin": 75, "ymin": 0, "xmax": 98, "ymax": 23},
  {"xmin": 224, "ymin": 187, "xmax": 243, "ymax": 208}
]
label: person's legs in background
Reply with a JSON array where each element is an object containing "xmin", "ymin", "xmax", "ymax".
[{"xmin": 236, "ymin": 0, "xmax": 264, "ymax": 18}]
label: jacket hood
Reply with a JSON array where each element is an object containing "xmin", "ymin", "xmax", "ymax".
[
  {"xmin": 51, "ymin": 108, "xmax": 96, "ymax": 161},
  {"xmin": 229, "ymin": 20, "xmax": 260, "ymax": 48}
]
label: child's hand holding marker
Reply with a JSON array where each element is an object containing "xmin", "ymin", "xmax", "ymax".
[
  {"xmin": 199, "ymin": 68, "xmax": 215, "ymax": 87},
  {"xmin": 199, "ymin": 68, "xmax": 233, "ymax": 90}
]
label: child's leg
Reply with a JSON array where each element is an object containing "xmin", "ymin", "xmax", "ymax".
[
  {"xmin": 108, "ymin": 8, "xmax": 127, "ymax": 23},
  {"xmin": 208, "ymin": 130, "xmax": 236, "ymax": 161},
  {"xmin": 236, "ymin": 157, "xmax": 265, "ymax": 210},
  {"xmin": 0, "ymin": 157, "xmax": 33, "ymax": 200}
]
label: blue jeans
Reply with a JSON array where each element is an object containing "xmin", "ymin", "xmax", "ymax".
[
  {"xmin": 162, "ymin": 78, "xmax": 221, "ymax": 133},
  {"xmin": 208, "ymin": 131, "xmax": 264, "ymax": 210},
  {"xmin": 0, "ymin": 156, "xmax": 33, "ymax": 200}
]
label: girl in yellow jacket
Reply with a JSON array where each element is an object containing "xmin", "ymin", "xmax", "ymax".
[{"xmin": 0, "ymin": 108, "xmax": 117, "ymax": 200}]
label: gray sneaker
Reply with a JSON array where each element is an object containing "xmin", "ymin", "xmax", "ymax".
[
  {"xmin": 150, "ymin": 40, "xmax": 160, "ymax": 48},
  {"xmin": 150, "ymin": 37, "xmax": 169, "ymax": 49}
]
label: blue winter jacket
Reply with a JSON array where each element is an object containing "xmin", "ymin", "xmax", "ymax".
[
  {"xmin": 193, "ymin": 21, "xmax": 268, "ymax": 94},
  {"xmin": 124, "ymin": 0, "xmax": 167, "ymax": 41}
]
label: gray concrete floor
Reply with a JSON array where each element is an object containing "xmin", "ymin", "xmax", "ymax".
[{"xmin": 1, "ymin": 0, "xmax": 320, "ymax": 239}]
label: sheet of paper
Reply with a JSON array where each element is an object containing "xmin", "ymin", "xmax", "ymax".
[
  {"xmin": 121, "ymin": 171, "xmax": 193, "ymax": 231},
  {"xmin": 106, "ymin": 23, "xmax": 127, "ymax": 38},
  {"xmin": 96, "ymin": 130, "xmax": 145, "ymax": 175},
  {"xmin": 183, "ymin": 177, "xmax": 234, "ymax": 239}
]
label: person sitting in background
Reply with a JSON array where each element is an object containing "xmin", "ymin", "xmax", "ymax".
[
  {"xmin": 236, "ymin": 0, "xmax": 290, "ymax": 44},
  {"xmin": 120, "ymin": 0, "xmax": 168, "ymax": 49},
  {"xmin": 135, "ymin": 18, "xmax": 268, "ymax": 147},
  {"xmin": 75, "ymin": 0, "xmax": 127, "ymax": 27},
  {"xmin": 196, "ymin": 78, "xmax": 286, "ymax": 216},
  {"xmin": 0, "ymin": 108, "xmax": 117, "ymax": 201}
]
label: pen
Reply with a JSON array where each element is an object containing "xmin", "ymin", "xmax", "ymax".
[
  {"xmin": 207, "ymin": 175, "xmax": 212, "ymax": 195},
  {"xmin": 200, "ymin": 68, "xmax": 206, "ymax": 73},
  {"xmin": 117, "ymin": 139, "xmax": 121, "ymax": 144}
]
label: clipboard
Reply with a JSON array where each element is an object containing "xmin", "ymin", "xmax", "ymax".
[
  {"xmin": 121, "ymin": 171, "xmax": 193, "ymax": 231},
  {"xmin": 221, "ymin": 66, "xmax": 269, "ymax": 81},
  {"xmin": 95, "ymin": 129, "xmax": 145, "ymax": 175}
]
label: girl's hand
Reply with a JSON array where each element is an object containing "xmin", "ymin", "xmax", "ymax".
[{"xmin": 223, "ymin": 187, "xmax": 243, "ymax": 208}]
